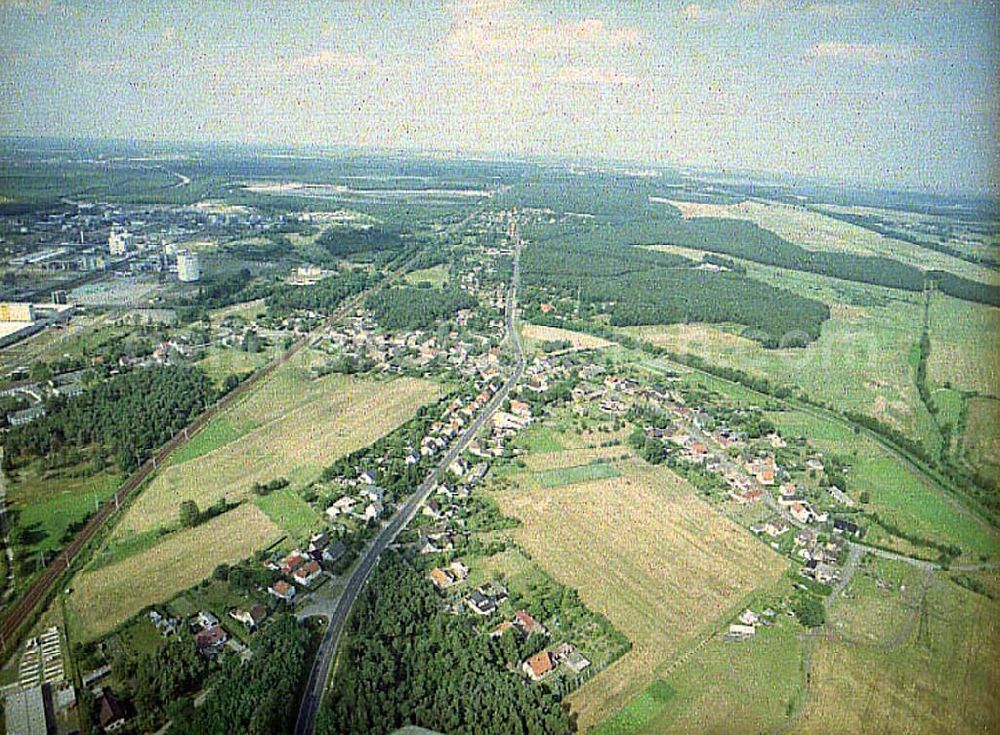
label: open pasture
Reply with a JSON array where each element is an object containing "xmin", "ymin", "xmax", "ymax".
[{"xmin": 793, "ymin": 570, "xmax": 1000, "ymax": 735}]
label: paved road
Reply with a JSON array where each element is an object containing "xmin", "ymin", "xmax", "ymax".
[{"xmin": 293, "ymin": 233, "xmax": 525, "ymax": 735}]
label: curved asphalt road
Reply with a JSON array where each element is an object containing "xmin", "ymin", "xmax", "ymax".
[{"xmin": 294, "ymin": 234, "xmax": 524, "ymax": 735}]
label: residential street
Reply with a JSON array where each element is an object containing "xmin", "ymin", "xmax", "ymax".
[{"xmin": 293, "ymin": 233, "xmax": 525, "ymax": 735}]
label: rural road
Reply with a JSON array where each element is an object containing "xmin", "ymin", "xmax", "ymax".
[{"xmin": 293, "ymin": 230, "xmax": 525, "ymax": 735}]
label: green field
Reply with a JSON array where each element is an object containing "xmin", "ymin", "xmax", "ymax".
[
  {"xmin": 403, "ymin": 264, "xmax": 449, "ymax": 287},
  {"xmin": 195, "ymin": 344, "xmax": 280, "ymax": 388},
  {"xmin": 771, "ymin": 409, "xmax": 1000, "ymax": 559},
  {"xmin": 514, "ymin": 425, "xmax": 568, "ymax": 453},
  {"xmin": 7, "ymin": 464, "xmax": 122, "ymax": 558},
  {"xmin": 168, "ymin": 415, "xmax": 248, "ymax": 466},
  {"xmin": 253, "ymin": 486, "xmax": 322, "ymax": 539},
  {"xmin": 595, "ymin": 614, "xmax": 805, "ymax": 735},
  {"xmin": 533, "ymin": 462, "xmax": 620, "ymax": 488}
]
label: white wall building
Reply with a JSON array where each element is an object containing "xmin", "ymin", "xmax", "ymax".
[
  {"xmin": 176, "ymin": 250, "xmax": 201, "ymax": 282},
  {"xmin": 108, "ymin": 228, "xmax": 131, "ymax": 256}
]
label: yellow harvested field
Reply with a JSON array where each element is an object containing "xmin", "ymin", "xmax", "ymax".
[
  {"xmin": 793, "ymin": 574, "xmax": 1000, "ymax": 735},
  {"xmin": 493, "ymin": 466, "xmax": 787, "ymax": 731},
  {"xmin": 70, "ymin": 504, "xmax": 280, "ymax": 639},
  {"xmin": 662, "ymin": 198, "xmax": 995, "ymax": 282},
  {"xmin": 624, "ymin": 323, "xmax": 753, "ymax": 354},
  {"xmin": 521, "ymin": 445, "xmax": 630, "ymax": 472},
  {"xmin": 522, "ymin": 323, "xmax": 612, "ymax": 351},
  {"xmin": 116, "ymin": 372, "xmax": 438, "ymax": 535}
]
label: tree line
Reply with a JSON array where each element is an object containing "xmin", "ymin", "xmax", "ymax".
[
  {"xmin": 646, "ymin": 216, "xmax": 1000, "ymax": 307},
  {"xmin": 2, "ymin": 364, "xmax": 215, "ymax": 473}
]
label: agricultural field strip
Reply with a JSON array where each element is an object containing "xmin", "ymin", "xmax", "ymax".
[
  {"xmin": 69, "ymin": 503, "xmax": 280, "ymax": 639},
  {"xmin": 494, "ymin": 469, "xmax": 788, "ymax": 731},
  {"xmin": 114, "ymin": 376, "xmax": 435, "ymax": 535}
]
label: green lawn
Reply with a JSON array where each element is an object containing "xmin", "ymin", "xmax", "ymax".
[
  {"xmin": 533, "ymin": 462, "xmax": 620, "ymax": 489},
  {"xmin": 195, "ymin": 345, "xmax": 277, "ymax": 388},
  {"xmin": 403, "ymin": 264, "xmax": 449, "ymax": 287},
  {"xmin": 515, "ymin": 425, "xmax": 567, "ymax": 453},
  {"xmin": 169, "ymin": 415, "xmax": 248, "ymax": 466},
  {"xmin": 253, "ymin": 488, "xmax": 322, "ymax": 539}
]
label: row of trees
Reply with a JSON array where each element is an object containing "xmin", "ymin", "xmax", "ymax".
[
  {"xmin": 2, "ymin": 364, "xmax": 215, "ymax": 472},
  {"xmin": 320, "ymin": 553, "xmax": 572, "ymax": 735}
]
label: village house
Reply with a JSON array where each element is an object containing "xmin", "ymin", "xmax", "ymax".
[
  {"xmin": 514, "ymin": 610, "xmax": 547, "ymax": 636},
  {"xmin": 97, "ymin": 691, "xmax": 128, "ymax": 733},
  {"xmin": 269, "ymin": 580, "xmax": 296, "ymax": 603},
  {"xmin": 467, "ymin": 590, "xmax": 497, "ymax": 615},
  {"xmin": 429, "ymin": 567, "xmax": 456, "ymax": 589},
  {"xmin": 522, "ymin": 651, "xmax": 555, "ymax": 681},
  {"xmin": 280, "ymin": 551, "xmax": 308, "ymax": 576},
  {"xmin": 763, "ymin": 517, "xmax": 791, "ymax": 537},
  {"xmin": 195, "ymin": 625, "xmax": 228, "ymax": 655},
  {"xmin": 293, "ymin": 560, "xmax": 323, "ymax": 586},
  {"xmin": 229, "ymin": 604, "xmax": 267, "ymax": 630},
  {"xmin": 490, "ymin": 620, "xmax": 516, "ymax": 639}
]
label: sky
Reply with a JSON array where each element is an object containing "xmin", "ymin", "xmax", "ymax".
[{"xmin": 0, "ymin": 0, "xmax": 997, "ymax": 195}]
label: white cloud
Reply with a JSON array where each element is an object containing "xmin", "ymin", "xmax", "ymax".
[
  {"xmin": 556, "ymin": 65, "xmax": 639, "ymax": 87},
  {"xmin": 444, "ymin": 1, "xmax": 642, "ymax": 64},
  {"xmin": 805, "ymin": 41, "xmax": 924, "ymax": 63},
  {"xmin": 263, "ymin": 50, "xmax": 375, "ymax": 76}
]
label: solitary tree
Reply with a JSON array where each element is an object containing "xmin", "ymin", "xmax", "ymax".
[{"xmin": 179, "ymin": 500, "xmax": 200, "ymax": 528}]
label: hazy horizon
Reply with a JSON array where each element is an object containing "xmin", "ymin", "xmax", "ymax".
[{"xmin": 1, "ymin": 0, "xmax": 998, "ymax": 196}]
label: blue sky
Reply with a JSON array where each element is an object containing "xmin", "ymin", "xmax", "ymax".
[{"xmin": 0, "ymin": 0, "xmax": 997, "ymax": 194}]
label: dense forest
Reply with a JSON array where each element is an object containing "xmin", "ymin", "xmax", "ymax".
[
  {"xmin": 522, "ymin": 237, "xmax": 830, "ymax": 346},
  {"xmin": 646, "ymin": 216, "xmax": 1000, "ymax": 306},
  {"xmin": 314, "ymin": 226, "xmax": 404, "ymax": 260},
  {"xmin": 168, "ymin": 615, "xmax": 312, "ymax": 735},
  {"xmin": 266, "ymin": 269, "xmax": 376, "ymax": 315},
  {"xmin": 319, "ymin": 553, "xmax": 572, "ymax": 735},
  {"xmin": 366, "ymin": 285, "xmax": 478, "ymax": 331},
  {"xmin": 1, "ymin": 364, "xmax": 215, "ymax": 472}
]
